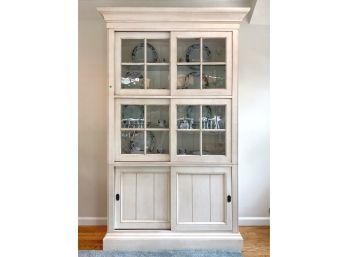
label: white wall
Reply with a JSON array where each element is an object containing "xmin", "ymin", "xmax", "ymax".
[
  {"xmin": 78, "ymin": 14, "xmax": 107, "ymax": 218},
  {"xmin": 78, "ymin": 0, "xmax": 269, "ymax": 226},
  {"xmin": 239, "ymin": 24, "xmax": 270, "ymax": 224}
]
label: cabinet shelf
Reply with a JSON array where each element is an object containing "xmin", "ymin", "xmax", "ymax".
[
  {"xmin": 177, "ymin": 62, "xmax": 201, "ymax": 65},
  {"xmin": 177, "ymin": 62, "xmax": 226, "ymax": 65},
  {"xmin": 147, "ymin": 128, "xmax": 170, "ymax": 131},
  {"xmin": 147, "ymin": 63, "xmax": 169, "ymax": 66},
  {"xmin": 120, "ymin": 128, "xmax": 145, "ymax": 131},
  {"xmin": 176, "ymin": 129, "xmax": 200, "ymax": 131},
  {"xmin": 121, "ymin": 63, "xmax": 170, "ymax": 66},
  {"xmin": 121, "ymin": 63, "xmax": 145, "ymax": 66},
  {"xmin": 202, "ymin": 129, "xmax": 226, "ymax": 132}
]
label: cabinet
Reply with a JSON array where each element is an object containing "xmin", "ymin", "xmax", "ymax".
[
  {"xmin": 98, "ymin": 7, "xmax": 250, "ymax": 251},
  {"xmin": 171, "ymin": 167, "xmax": 232, "ymax": 231},
  {"xmin": 115, "ymin": 167, "xmax": 170, "ymax": 229}
]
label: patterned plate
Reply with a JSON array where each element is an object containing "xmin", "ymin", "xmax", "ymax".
[
  {"xmin": 185, "ymin": 44, "xmax": 211, "ymax": 62},
  {"xmin": 132, "ymin": 43, "xmax": 158, "ymax": 62}
]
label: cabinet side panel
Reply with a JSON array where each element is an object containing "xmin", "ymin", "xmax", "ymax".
[
  {"xmin": 136, "ymin": 173, "xmax": 154, "ymax": 220},
  {"xmin": 154, "ymin": 173, "xmax": 170, "ymax": 221},
  {"xmin": 192, "ymin": 175, "xmax": 211, "ymax": 222},
  {"xmin": 121, "ymin": 173, "xmax": 136, "ymax": 221},
  {"xmin": 177, "ymin": 174, "xmax": 193, "ymax": 222},
  {"xmin": 210, "ymin": 174, "xmax": 225, "ymax": 222}
]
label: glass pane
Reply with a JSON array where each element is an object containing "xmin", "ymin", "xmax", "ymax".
[
  {"xmin": 177, "ymin": 38, "xmax": 200, "ymax": 63},
  {"xmin": 177, "ymin": 131, "xmax": 200, "ymax": 155},
  {"xmin": 122, "ymin": 39, "xmax": 144, "ymax": 63},
  {"xmin": 121, "ymin": 131, "xmax": 144, "ymax": 154},
  {"xmin": 202, "ymin": 65, "xmax": 225, "ymax": 89},
  {"xmin": 146, "ymin": 105, "xmax": 169, "ymax": 128},
  {"xmin": 202, "ymin": 38, "xmax": 226, "ymax": 62},
  {"xmin": 202, "ymin": 132, "xmax": 225, "ymax": 155},
  {"xmin": 121, "ymin": 105, "xmax": 144, "ymax": 128},
  {"xmin": 177, "ymin": 105, "xmax": 200, "ymax": 129},
  {"xmin": 177, "ymin": 66, "xmax": 200, "ymax": 89},
  {"xmin": 147, "ymin": 65, "xmax": 169, "ymax": 89},
  {"xmin": 147, "ymin": 131, "xmax": 169, "ymax": 154},
  {"xmin": 202, "ymin": 105, "xmax": 225, "ymax": 130},
  {"xmin": 147, "ymin": 39, "xmax": 169, "ymax": 63},
  {"xmin": 121, "ymin": 65, "xmax": 145, "ymax": 89}
]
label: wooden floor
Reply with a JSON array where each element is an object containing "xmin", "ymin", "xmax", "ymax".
[{"xmin": 78, "ymin": 226, "xmax": 269, "ymax": 257}]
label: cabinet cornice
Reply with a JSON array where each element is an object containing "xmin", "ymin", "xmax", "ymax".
[{"xmin": 97, "ymin": 7, "xmax": 250, "ymax": 29}]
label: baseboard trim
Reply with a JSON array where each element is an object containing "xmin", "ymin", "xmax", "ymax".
[
  {"xmin": 78, "ymin": 216, "xmax": 269, "ymax": 226},
  {"xmin": 78, "ymin": 217, "xmax": 107, "ymax": 225},
  {"xmin": 238, "ymin": 217, "xmax": 270, "ymax": 226}
]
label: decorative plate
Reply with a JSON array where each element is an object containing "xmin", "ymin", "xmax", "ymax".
[
  {"xmin": 131, "ymin": 43, "xmax": 158, "ymax": 62},
  {"xmin": 185, "ymin": 44, "xmax": 211, "ymax": 63}
]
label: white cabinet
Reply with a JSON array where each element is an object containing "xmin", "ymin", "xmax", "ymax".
[
  {"xmin": 115, "ymin": 167, "xmax": 170, "ymax": 229},
  {"xmin": 98, "ymin": 6, "xmax": 249, "ymax": 251},
  {"xmin": 171, "ymin": 167, "xmax": 232, "ymax": 231}
]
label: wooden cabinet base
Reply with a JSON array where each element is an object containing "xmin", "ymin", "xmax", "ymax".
[{"xmin": 103, "ymin": 231, "xmax": 243, "ymax": 251}]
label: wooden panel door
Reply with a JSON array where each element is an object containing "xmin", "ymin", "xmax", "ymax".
[
  {"xmin": 171, "ymin": 166, "xmax": 232, "ymax": 231},
  {"xmin": 115, "ymin": 167, "xmax": 170, "ymax": 229}
]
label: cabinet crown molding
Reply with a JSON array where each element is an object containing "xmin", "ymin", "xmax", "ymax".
[{"xmin": 97, "ymin": 7, "xmax": 250, "ymax": 27}]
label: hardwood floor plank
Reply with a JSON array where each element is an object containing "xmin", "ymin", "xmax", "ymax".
[{"xmin": 78, "ymin": 225, "xmax": 270, "ymax": 257}]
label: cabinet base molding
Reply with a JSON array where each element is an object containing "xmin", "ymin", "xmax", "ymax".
[{"xmin": 103, "ymin": 231, "xmax": 243, "ymax": 251}]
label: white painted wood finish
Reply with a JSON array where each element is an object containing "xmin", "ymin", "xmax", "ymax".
[
  {"xmin": 171, "ymin": 167, "xmax": 232, "ymax": 231},
  {"xmin": 97, "ymin": 7, "xmax": 250, "ymax": 26},
  {"xmin": 103, "ymin": 231, "xmax": 243, "ymax": 251},
  {"xmin": 115, "ymin": 167, "xmax": 170, "ymax": 229},
  {"xmin": 98, "ymin": 6, "xmax": 250, "ymax": 251}
]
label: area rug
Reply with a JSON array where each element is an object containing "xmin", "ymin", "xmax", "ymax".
[{"xmin": 78, "ymin": 250, "xmax": 243, "ymax": 257}]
